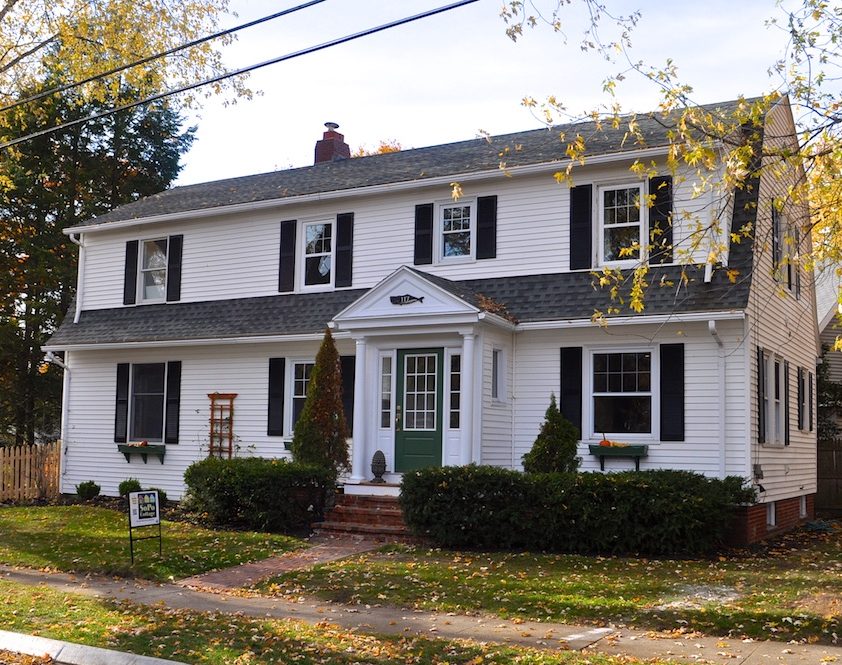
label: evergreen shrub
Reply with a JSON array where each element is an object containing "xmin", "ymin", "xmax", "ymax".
[
  {"xmin": 183, "ymin": 457, "xmax": 333, "ymax": 532},
  {"xmin": 118, "ymin": 478, "xmax": 142, "ymax": 497},
  {"xmin": 400, "ymin": 466, "xmax": 755, "ymax": 555},
  {"xmin": 522, "ymin": 394, "xmax": 581, "ymax": 473},
  {"xmin": 75, "ymin": 480, "xmax": 100, "ymax": 500}
]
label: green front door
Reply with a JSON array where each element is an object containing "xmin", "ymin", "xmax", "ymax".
[{"xmin": 395, "ymin": 348, "xmax": 444, "ymax": 472}]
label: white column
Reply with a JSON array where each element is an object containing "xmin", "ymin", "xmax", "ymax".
[
  {"xmin": 350, "ymin": 338, "xmax": 368, "ymax": 482},
  {"xmin": 460, "ymin": 333, "xmax": 475, "ymax": 465}
]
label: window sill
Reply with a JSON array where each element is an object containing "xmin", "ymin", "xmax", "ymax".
[
  {"xmin": 117, "ymin": 443, "xmax": 165, "ymax": 464},
  {"xmin": 588, "ymin": 443, "xmax": 648, "ymax": 471},
  {"xmin": 761, "ymin": 441, "xmax": 787, "ymax": 449}
]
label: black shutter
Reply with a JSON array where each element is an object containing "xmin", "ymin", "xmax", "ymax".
[
  {"xmin": 649, "ymin": 176, "xmax": 673, "ymax": 264},
  {"xmin": 476, "ymin": 195, "xmax": 497, "ymax": 260},
  {"xmin": 809, "ymin": 371, "xmax": 814, "ymax": 431},
  {"xmin": 279, "ymin": 220, "xmax": 297, "ymax": 292},
  {"xmin": 784, "ymin": 361, "xmax": 790, "ymax": 446},
  {"xmin": 123, "ymin": 241, "xmax": 138, "ymax": 305},
  {"xmin": 114, "ymin": 363, "xmax": 130, "ymax": 443},
  {"xmin": 166, "ymin": 235, "xmax": 183, "ymax": 302},
  {"xmin": 660, "ymin": 343, "xmax": 685, "ymax": 441},
  {"xmin": 414, "ymin": 203, "xmax": 434, "ymax": 265},
  {"xmin": 569, "ymin": 184, "xmax": 592, "ymax": 270},
  {"xmin": 335, "ymin": 213, "xmax": 354, "ymax": 287},
  {"xmin": 757, "ymin": 347, "xmax": 766, "ymax": 443},
  {"xmin": 559, "ymin": 347, "xmax": 583, "ymax": 438},
  {"xmin": 267, "ymin": 358, "xmax": 285, "ymax": 436},
  {"xmin": 797, "ymin": 366, "xmax": 804, "ymax": 430},
  {"xmin": 164, "ymin": 361, "xmax": 181, "ymax": 444},
  {"xmin": 340, "ymin": 356, "xmax": 355, "ymax": 430}
]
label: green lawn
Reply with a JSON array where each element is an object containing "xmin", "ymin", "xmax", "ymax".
[
  {"xmin": 0, "ymin": 505, "xmax": 303, "ymax": 581},
  {"xmin": 0, "ymin": 579, "xmax": 681, "ymax": 665},
  {"xmin": 260, "ymin": 524, "xmax": 842, "ymax": 644}
]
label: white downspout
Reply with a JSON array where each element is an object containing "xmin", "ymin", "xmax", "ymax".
[
  {"xmin": 69, "ymin": 234, "xmax": 85, "ymax": 323},
  {"xmin": 708, "ymin": 320, "xmax": 727, "ymax": 479}
]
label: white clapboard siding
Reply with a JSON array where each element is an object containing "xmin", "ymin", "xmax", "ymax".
[
  {"xmin": 479, "ymin": 328, "xmax": 515, "ymax": 467},
  {"xmin": 745, "ymin": 99, "xmax": 818, "ymax": 503},
  {"xmin": 513, "ymin": 320, "xmax": 748, "ymax": 478},
  {"xmin": 80, "ymin": 161, "xmax": 715, "ymax": 311}
]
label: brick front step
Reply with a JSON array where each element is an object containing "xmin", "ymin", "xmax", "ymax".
[
  {"xmin": 314, "ymin": 493, "xmax": 413, "ymax": 540},
  {"xmin": 313, "ymin": 520, "xmax": 410, "ymax": 536},
  {"xmin": 330, "ymin": 505, "xmax": 405, "ymax": 527}
]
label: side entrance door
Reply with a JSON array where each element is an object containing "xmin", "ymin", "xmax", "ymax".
[{"xmin": 395, "ymin": 348, "xmax": 443, "ymax": 472}]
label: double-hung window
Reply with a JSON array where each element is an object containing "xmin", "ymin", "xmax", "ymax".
[
  {"xmin": 131, "ymin": 363, "xmax": 166, "ymax": 440},
  {"xmin": 592, "ymin": 351, "xmax": 652, "ymax": 435},
  {"xmin": 439, "ymin": 202, "xmax": 474, "ymax": 260},
  {"xmin": 292, "ymin": 361, "xmax": 314, "ymax": 427},
  {"xmin": 762, "ymin": 353, "xmax": 787, "ymax": 445},
  {"xmin": 303, "ymin": 221, "xmax": 333, "ymax": 287},
  {"xmin": 599, "ymin": 184, "xmax": 644, "ymax": 265},
  {"xmin": 140, "ymin": 238, "xmax": 168, "ymax": 301}
]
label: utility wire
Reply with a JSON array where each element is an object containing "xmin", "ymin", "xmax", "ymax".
[
  {"xmin": 0, "ymin": 0, "xmax": 479, "ymax": 152},
  {"xmin": 0, "ymin": 0, "xmax": 326, "ymax": 116}
]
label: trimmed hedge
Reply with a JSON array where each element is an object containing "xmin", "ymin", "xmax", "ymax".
[
  {"xmin": 400, "ymin": 466, "xmax": 755, "ymax": 555},
  {"xmin": 183, "ymin": 457, "xmax": 333, "ymax": 532}
]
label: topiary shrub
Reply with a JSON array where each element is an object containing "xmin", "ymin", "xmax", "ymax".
[
  {"xmin": 76, "ymin": 480, "xmax": 100, "ymax": 500},
  {"xmin": 290, "ymin": 328, "xmax": 350, "ymax": 477},
  {"xmin": 183, "ymin": 457, "xmax": 333, "ymax": 532},
  {"xmin": 401, "ymin": 466, "xmax": 755, "ymax": 555},
  {"xmin": 118, "ymin": 478, "xmax": 142, "ymax": 498},
  {"xmin": 522, "ymin": 394, "xmax": 580, "ymax": 473}
]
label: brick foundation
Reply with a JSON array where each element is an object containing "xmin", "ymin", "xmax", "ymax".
[{"xmin": 729, "ymin": 493, "xmax": 815, "ymax": 546}]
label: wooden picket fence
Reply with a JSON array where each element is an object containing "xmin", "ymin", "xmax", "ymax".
[{"xmin": 0, "ymin": 442, "xmax": 60, "ymax": 502}]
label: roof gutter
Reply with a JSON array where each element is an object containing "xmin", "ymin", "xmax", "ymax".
[
  {"xmin": 516, "ymin": 310, "xmax": 745, "ymax": 330},
  {"xmin": 63, "ymin": 145, "xmax": 672, "ymax": 236}
]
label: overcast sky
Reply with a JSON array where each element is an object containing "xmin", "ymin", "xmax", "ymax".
[{"xmin": 176, "ymin": 0, "xmax": 789, "ymax": 186}]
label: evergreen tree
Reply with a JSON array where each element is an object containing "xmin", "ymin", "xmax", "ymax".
[
  {"xmin": 0, "ymin": 72, "xmax": 195, "ymax": 445},
  {"xmin": 522, "ymin": 394, "xmax": 581, "ymax": 473},
  {"xmin": 290, "ymin": 328, "xmax": 350, "ymax": 476}
]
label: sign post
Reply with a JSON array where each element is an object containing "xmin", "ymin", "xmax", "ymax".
[{"xmin": 127, "ymin": 490, "xmax": 162, "ymax": 564}]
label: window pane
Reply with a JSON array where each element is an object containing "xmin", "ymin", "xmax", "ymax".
[
  {"xmin": 133, "ymin": 364, "xmax": 165, "ymax": 393},
  {"xmin": 443, "ymin": 231, "xmax": 470, "ymax": 257},
  {"xmin": 305, "ymin": 256, "xmax": 331, "ymax": 285},
  {"xmin": 604, "ymin": 227, "xmax": 640, "ymax": 261},
  {"xmin": 143, "ymin": 270, "xmax": 166, "ymax": 300},
  {"xmin": 594, "ymin": 396, "xmax": 651, "ymax": 433},
  {"xmin": 131, "ymin": 363, "xmax": 165, "ymax": 441},
  {"xmin": 142, "ymin": 239, "xmax": 168, "ymax": 270}
]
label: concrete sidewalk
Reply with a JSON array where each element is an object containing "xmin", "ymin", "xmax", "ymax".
[{"xmin": 2, "ymin": 563, "xmax": 840, "ymax": 664}]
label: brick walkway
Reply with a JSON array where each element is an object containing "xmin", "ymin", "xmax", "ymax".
[{"xmin": 177, "ymin": 535, "xmax": 380, "ymax": 591}]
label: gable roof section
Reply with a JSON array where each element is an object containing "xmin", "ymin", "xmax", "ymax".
[{"xmin": 66, "ymin": 99, "xmax": 754, "ymax": 231}]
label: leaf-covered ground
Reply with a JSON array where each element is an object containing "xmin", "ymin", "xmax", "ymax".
[
  {"xmin": 0, "ymin": 580, "xmax": 681, "ymax": 665},
  {"xmin": 260, "ymin": 523, "xmax": 842, "ymax": 644},
  {"xmin": 0, "ymin": 505, "xmax": 303, "ymax": 581}
]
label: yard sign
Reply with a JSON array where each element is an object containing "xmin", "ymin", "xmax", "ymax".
[{"xmin": 127, "ymin": 490, "xmax": 162, "ymax": 563}]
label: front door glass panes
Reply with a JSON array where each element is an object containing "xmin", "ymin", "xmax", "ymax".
[
  {"xmin": 141, "ymin": 239, "xmax": 168, "ymax": 300},
  {"xmin": 593, "ymin": 352, "xmax": 651, "ymax": 434},
  {"xmin": 304, "ymin": 223, "xmax": 332, "ymax": 285},
  {"xmin": 131, "ymin": 363, "xmax": 165, "ymax": 440},
  {"xmin": 442, "ymin": 205, "xmax": 471, "ymax": 257},
  {"xmin": 403, "ymin": 353, "xmax": 437, "ymax": 430},
  {"xmin": 602, "ymin": 187, "xmax": 641, "ymax": 262}
]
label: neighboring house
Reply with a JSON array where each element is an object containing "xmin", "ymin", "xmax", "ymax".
[{"xmin": 45, "ymin": 97, "xmax": 818, "ymax": 543}]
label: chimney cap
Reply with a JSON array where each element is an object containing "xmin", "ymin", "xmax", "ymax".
[{"xmin": 324, "ymin": 122, "xmax": 340, "ymax": 131}]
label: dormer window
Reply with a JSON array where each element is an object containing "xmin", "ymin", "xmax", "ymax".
[
  {"xmin": 141, "ymin": 238, "xmax": 168, "ymax": 301},
  {"xmin": 599, "ymin": 184, "xmax": 644, "ymax": 265},
  {"xmin": 303, "ymin": 221, "xmax": 334, "ymax": 287}
]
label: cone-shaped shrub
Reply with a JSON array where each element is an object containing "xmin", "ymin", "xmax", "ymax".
[
  {"xmin": 290, "ymin": 327, "xmax": 350, "ymax": 476},
  {"xmin": 522, "ymin": 393, "xmax": 580, "ymax": 473}
]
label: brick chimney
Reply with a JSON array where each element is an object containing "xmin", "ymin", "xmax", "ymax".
[{"xmin": 314, "ymin": 122, "xmax": 351, "ymax": 164}]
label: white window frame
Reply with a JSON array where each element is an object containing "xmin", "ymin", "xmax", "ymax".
[
  {"xmin": 446, "ymin": 350, "xmax": 462, "ymax": 430},
  {"xmin": 379, "ymin": 352, "xmax": 394, "ymax": 430},
  {"xmin": 300, "ymin": 219, "xmax": 335, "ymax": 290},
  {"xmin": 799, "ymin": 495, "xmax": 807, "ymax": 519},
  {"xmin": 766, "ymin": 501, "xmax": 776, "ymax": 528},
  {"xmin": 286, "ymin": 358, "xmax": 315, "ymax": 437},
  {"xmin": 587, "ymin": 346, "xmax": 658, "ymax": 441},
  {"xmin": 598, "ymin": 182, "xmax": 646, "ymax": 267},
  {"xmin": 764, "ymin": 354, "xmax": 787, "ymax": 446},
  {"xmin": 128, "ymin": 362, "xmax": 168, "ymax": 442},
  {"xmin": 138, "ymin": 238, "xmax": 168, "ymax": 303},
  {"xmin": 436, "ymin": 199, "xmax": 476, "ymax": 263}
]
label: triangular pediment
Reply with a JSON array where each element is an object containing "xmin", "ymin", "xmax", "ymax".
[{"xmin": 332, "ymin": 266, "xmax": 479, "ymax": 327}]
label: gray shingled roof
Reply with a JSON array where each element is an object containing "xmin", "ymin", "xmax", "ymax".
[{"xmin": 67, "ymin": 99, "xmax": 752, "ymax": 230}]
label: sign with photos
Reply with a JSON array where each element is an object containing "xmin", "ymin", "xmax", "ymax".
[{"xmin": 128, "ymin": 490, "xmax": 160, "ymax": 528}]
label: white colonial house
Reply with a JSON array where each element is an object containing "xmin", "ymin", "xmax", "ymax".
[{"xmin": 45, "ymin": 98, "xmax": 818, "ymax": 543}]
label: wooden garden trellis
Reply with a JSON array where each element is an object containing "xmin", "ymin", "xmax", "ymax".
[{"xmin": 0, "ymin": 442, "xmax": 60, "ymax": 502}]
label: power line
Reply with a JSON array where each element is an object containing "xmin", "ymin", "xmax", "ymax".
[
  {"xmin": 0, "ymin": 0, "xmax": 480, "ymax": 152},
  {"xmin": 0, "ymin": 0, "xmax": 327, "ymax": 116}
]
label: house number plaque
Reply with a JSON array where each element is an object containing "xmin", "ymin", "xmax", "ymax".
[{"xmin": 390, "ymin": 294, "xmax": 424, "ymax": 306}]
